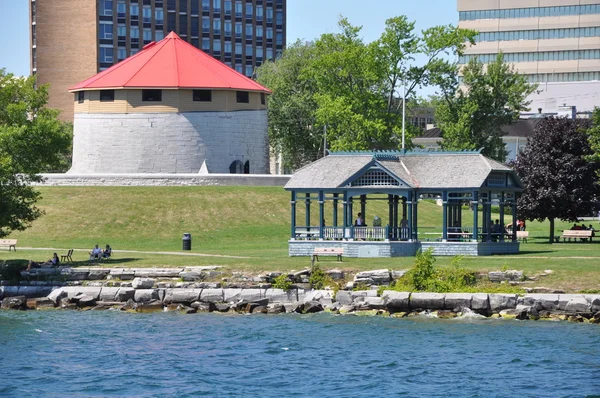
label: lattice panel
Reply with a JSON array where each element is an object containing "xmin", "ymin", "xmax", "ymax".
[{"xmin": 351, "ymin": 168, "xmax": 402, "ymax": 187}]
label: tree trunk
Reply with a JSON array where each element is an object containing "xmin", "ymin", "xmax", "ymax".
[{"xmin": 549, "ymin": 218, "xmax": 555, "ymax": 244}]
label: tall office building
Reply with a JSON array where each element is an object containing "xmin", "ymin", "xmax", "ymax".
[
  {"xmin": 457, "ymin": 1, "xmax": 600, "ymax": 114},
  {"xmin": 30, "ymin": 0, "xmax": 286, "ymax": 122}
]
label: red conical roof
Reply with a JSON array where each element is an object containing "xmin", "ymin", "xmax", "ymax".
[{"xmin": 69, "ymin": 32, "xmax": 271, "ymax": 93}]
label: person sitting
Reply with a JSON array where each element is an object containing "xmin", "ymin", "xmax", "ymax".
[
  {"xmin": 491, "ymin": 219, "xmax": 505, "ymax": 241},
  {"xmin": 26, "ymin": 260, "xmax": 40, "ymax": 271},
  {"xmin": 102, "ymin": 244, "xmax": 112, "ymax": 259},
  {"xmin": 89, "ymin": 244, "xmax": 102, "ymax": 261},
  {"xmin": 589, "ymin": 225, "xmax": 596, "ymax": 237},
  {"xmin": 39, "ymin": 253, "xmax": 60, "ymax": 268},
  {"xmin": 372, "ymin": 216, "xmax": 382, "ymax": 227},
  {"xmin": 571, "ymin": 224, "xmax": 580, "ymax": 230}
]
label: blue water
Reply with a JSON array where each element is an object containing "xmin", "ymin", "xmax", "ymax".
[{"xmin": 1, "ymin": 311, "xmax": 599, "ymax": 398}]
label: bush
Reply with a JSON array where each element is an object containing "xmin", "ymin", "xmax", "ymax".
[
  {"xmin": 0, "ymin": 261, "xmax": 27, "ymax": 282},
  {"xmin": 309, "ymin": 264, "xmax": 331, "ymax": 290},
  {"xmin": 272, "ymin": 273, "xmax": 292, "ymax": 291},
  {"xmin": 391, "ymin": 250, "xmax": 477, "ymax": 293}
]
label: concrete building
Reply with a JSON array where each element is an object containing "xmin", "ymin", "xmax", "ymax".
[
  {"xmin": 68, "ymin": 32, "xmax": 271, "ymax": 175},
  {"xmin": 30, "ymin": 0, "xmax": 286, "ymax": 122},
  {"xmin": 457, "ymin": 0, "xmax": 600, "ymax": 113}
]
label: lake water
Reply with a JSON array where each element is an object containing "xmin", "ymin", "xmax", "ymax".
[{"xmin": 1, "ymin": 310, "xmax": 599, "ymax": 397}]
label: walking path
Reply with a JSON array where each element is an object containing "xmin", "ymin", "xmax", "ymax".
[{"xmin": 18, "ymin": 247, "xmax": 251, "ymax": 259}]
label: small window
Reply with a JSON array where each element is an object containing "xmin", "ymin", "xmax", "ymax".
[
  {"xmin": 193, "ymin": 90, "xmax": 212, "ymax": 102},
  {"xmin": 260, "ymin": 93, "xmax": 265, "ymax": 105},
  {"xmin": 236, "ymin": 91, "xmax": 249, "ymax": 103},
  {"xmin": 100, "ymin": 90, "xmax": 115, "ymax": 102},
  {"xmin": 142, "ymin": 89, "xmax": 162, "ymax": 102},
  {"xmin": 77, "ymin": 92, "xmax": 84, "ymax": 104}
]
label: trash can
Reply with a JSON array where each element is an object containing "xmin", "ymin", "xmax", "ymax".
[{"xmin": 182, "ymin": 233, "xmax": 192, "ymax": 251}]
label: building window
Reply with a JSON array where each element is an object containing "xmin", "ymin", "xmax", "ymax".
[
  {"xmin": 224, "ymin": 21, "xmax": 232, "ymax": 36},
  {"xmin": 260, "ymin": 93, "xmax": 265, "ymax": 105},
  {"xmin": 245, "ymin": 44, "xmax": 253, "ymax": 56},
  {"xmin": 224, "ymin": 41, "xmax": 232, "ymax": 54},
  {"xmin": 245, "ymin": 3, "xmax": 253, "ymax": 18},
  {"xmin": 155, "ymin": 30, "xmax": 164, "ymax": 41},
  {"xmin": 117, "ymin": 1, "xmax": 126, "ymax": 17},
  {"xmin": 143, "ymin": 6, "xmax": 152, "ymax": 23},
  {"xmin": 99, "ymin": 22, "xmax": 113, "ymax": 39},
  {"xmin": 245, "ymin": 24, "xmax": 253, "ymax": 39},
  {"xmin": 213, "ymin": 0, "xmax": 221, "ymax": 12},
  {"xmin": 156, "ymin": 8, "xmax": 164, "ymax": 24},
  {"xmin": 235, "ymin": 42, "xmax": 242, "ymax": 54},
  {"xmin": 102, "ymin": 0, "xmax": 113, "ymax": 16},
  {"xmin": 143, "ymin": 29, "xmax": 153, "ymax": 43},
  {"xmin": 118, "ymin": 47, "xmax": 126, "ymax": 60},
  {"xmin": 100, "ymin": 47, "xmax": 114, "ymax": 63},
  {"xmin": 142, "ymin": 89, "xmax": 162, "ymax": 102},
  {"xmin": 130, "ymin": 3, "xmax": 139, "ymax": 17},
  {"xmin": 213, "ymin": 19, "xmax": 221, "ymax": 34},
  {"xmin": 202, "ymin": 0, "xmax": 210, "ymax": 11},
  {"xmin": 213, "ymin": 40, "xmax": 221, "ymax": 52},
  {"xmin": 100, "ymin": 90, "xmax": 115, "ymax": 102},
  {"xmin": 245, "ymin": 65, "xmax": 253, "ymax": 77},
  {"xmin": 202, "ymin": 38, "xmax": 210, "ymax": 51},
  {"xmin": 224, "ymin": 0, "xmax": 232, "ymax": 15},
  {"xmin": 235, "ymin": 1, "xmax": 242, "ymax": 17},
  {"xmin": 193, "ymin": 90, "xmax": 212, "ymax": 101},
  {"xmin": 77, "ymin": 92, "xmax": 84, "ymax": 104},
  {"xmin": 202, "ymin": 17, "xmax": 210, "ymax": 33},
  {"xmin": 236, "ymin": 91, "xmax": 249, "ymax": 103},
  {"xmin": 235, "ymin": 22, "xmax": 242, "ymax": 38}
]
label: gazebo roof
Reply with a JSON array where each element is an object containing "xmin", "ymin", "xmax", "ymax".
[
  {"xmin": 69, "ymin": 32, "xmax": 271, "ymax": 93},
  {"xmin": 285, "ymin": 150, "xmax": 521, "ymax": 191}
]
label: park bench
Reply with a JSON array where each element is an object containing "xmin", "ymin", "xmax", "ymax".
[
  {"xmin": 311, "ymin": 247, "xmax": 343, "ymax": 265},
  {"xmin": 0, "ymin": 239, "xmax": 17, "ymax": 251},
  {"xmin": 560, "ymin": 230, "xmax": 594, "ymax": 242}
]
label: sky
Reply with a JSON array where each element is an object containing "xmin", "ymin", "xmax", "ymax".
[{"xmin": 0, "ymin": 0, "xmax": 457, "ymax": 77}]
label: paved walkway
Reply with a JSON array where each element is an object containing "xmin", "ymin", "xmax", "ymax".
[{"xmin": 19, "ymin": 247, "xmax": 251, "ymax": 259}]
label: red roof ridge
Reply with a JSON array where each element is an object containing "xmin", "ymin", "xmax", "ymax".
[{"xmin": 178, "ymin": 36, "xmax": 232, "ymax": 89}]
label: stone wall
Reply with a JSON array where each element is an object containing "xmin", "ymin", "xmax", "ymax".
[
  {"xmin": 38, "ymin": 173, "xmax": 290, "ymax": 187},
  {"xmin": 70, "ymin": 111, "xmax": 269, "ymax": 174}
]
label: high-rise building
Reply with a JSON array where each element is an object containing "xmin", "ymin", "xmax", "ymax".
[
  {"xmin": 457, "ymin": 1, "xmax": 600, "ymax": 114},
  {"xmin": 30, "ymin": 0, "xmax": 286, "ymax": 121}
]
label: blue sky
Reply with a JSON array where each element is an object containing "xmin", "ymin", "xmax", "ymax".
[{"xmin": 0, "ymin": 0, "xmax": 457, "ymax": 77}]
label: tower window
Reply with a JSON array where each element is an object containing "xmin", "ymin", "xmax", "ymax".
[
  {"xmin": 100, "ymin": 90, "xmax": 115, "ymax": 102},
  {"xmin": 236, "ymin": 91, "xmax": 249, "ymax": 103},
  {"xmin": 142, "ymin": 89, "xmax": 162, "ymax": 101},
  {"xmin": 193, "ymin": 90, "xmax": 212, "ymax": 101}
]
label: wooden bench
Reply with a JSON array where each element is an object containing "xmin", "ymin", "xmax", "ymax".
[
  {"xmin": 560, "ymin": 230, "xmax": 594, "ymax": 242},
  {"xmin": 0, "ymin": 239, "xmax": 17, "ymax": 251},
  {"xmin": 517, "ymin": 231, "xmax": 529, "ymax": 243},
  {"xmin": 311, "ymin": 248, "xmax": 343, "ymax": 265}
]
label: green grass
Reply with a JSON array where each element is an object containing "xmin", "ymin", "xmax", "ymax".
[{"xmin": 0, "ymin": 186, "xmax": 599, "ymax": 292}]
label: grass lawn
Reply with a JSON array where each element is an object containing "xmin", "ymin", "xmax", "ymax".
[{"xmin": 0, "ymin": 186, "xmax": 598, "ymax": 292}]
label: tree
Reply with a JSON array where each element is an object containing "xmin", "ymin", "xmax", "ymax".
[
  {"xmin": 256, "ymin": 16, "xmax": 476, "ymax": 168},
  {"xmin": 0, "ymin": 69, "xmax": 72, "ymax": 237},
  {"xmin": 255, "ymin": 41, "xmax": 321, "ymax": 170},
  {"xmin": 436, "ymin": 54, "xmax": 537, "ymax": 161},
  {"xmin": 585, "ymin": 107, "xmax": 600, "ymax": 173},
  {"xmin": 513, "ymin": 117, "xmax": 600, "ymax": 243}
]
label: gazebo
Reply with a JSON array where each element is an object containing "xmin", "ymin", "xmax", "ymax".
[{"xmin": 284, "ymin": 150, "xmax": 524, "ymax": 257}]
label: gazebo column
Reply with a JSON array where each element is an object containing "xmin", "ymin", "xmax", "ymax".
[
  {"xmin": 393, "ymin": 195, "xmax": 399, "ymax": 240},
  {"xmin": 499, "ymin": 191, "xmax": 505, "ymax": 242},
  {"xmin": 458, "ymin": 201, "xmax": 462, "ymax": 228},
  {"xmin": 333, "ymin": 193, "xmax": 339, "ymax": 227},
  {"xmin": 402, "ymin": 198, "xmax": 407, "ymax": 221},
  {"xmin": 349, "ymin": 197, "xmax": 354, "ymax": 227},
  {"xmin": 360, "ymin": 194, "xmax": 366, "ymax": 223},
  {"xmin": 442, "ymin": 191, "xmax": 448, "ymax": 242},
  {"xmin": 486, "ymin": 191, "xmax": 492, "ymax": 242},
  {"xmin": 290, "ymin": 191, "xmax": 297, "ymax": 239},
  {"xmin": 412, "ymin": 192, "xmax": 419, "ymax": 241},
  {"xmin": 305, "ymin": 193, "xmax": 311, "ymax": 230},
  {"xmin": 342, "ymin": 192, "xmax": 349, "ymax": 240},
  {"xmin": 388, "ymin": 194, "xmax": 393, "ymax": 240},
  {"xmin": 406, "ymin": 194, "xmax": 412, "ymax": 242},
  {"xmin": 472, "ymin": 191, "xmax": 479, "ymax": 242},
  {"xmin": 319, "ymin": 190, "xmax": 324, "ymax": 240},
  {"xmin": 511, "ymin": 194, "xmax": 518, "ymax": 242}
]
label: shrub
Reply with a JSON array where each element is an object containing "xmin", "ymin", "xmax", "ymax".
[
  {"xmin": 309, "ymin": 264, "xmax": 331, "ymax": 290},
  {"xmin": 272, "ymin": 273, "xmax": 292, "ymax": 291},
  {"xmin": 0, "ymin": 261, "xmax": 27, "ymax": 282},
  {"xmin": 391, "ymin": 250, "xmax": 477, "ymax": 293}
]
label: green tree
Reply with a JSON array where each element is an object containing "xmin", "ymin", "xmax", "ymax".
[
  {"xmin": 513, "ymin": 117, "xmax": 600, "ymax": 243},
  {"xmin": 585, "ymin": 107, "xmax": 600, "ymax": 173},
  {"xmin": 436, "ymin": 54, "xmax": 536, "ymax": 161},
  {"xmin": 0, "ymin": 69, "xmax": 72, "ymax": 237},
  {"xmin": 256, "ymin": 16, "xmax": 476, "ymax": 168},
  {"xmin": 256, "ymin": 41, "xmax": 321, "ymax": 170}
]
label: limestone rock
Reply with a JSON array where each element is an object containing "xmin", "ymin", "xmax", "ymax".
[
  {"xmin": 382, "ymin": 291, "xmax": 410, "ymax": 311},
  {"xmin": 132, "ymin": 277, "xmax": 155, "ymax": 289},
  {"xmin": 563, "ymin": 295, "xmax": 591, "ymax": 313},
  {"xmin": 34, "ymin": 298, "xmax": 56, "ymax": 309},
  {"xmin": 191, "ymin": 301, "xmax": 216, "ymax": 312},
  {"xmin": 301, "ymin": 290, "xmax": 334, "ymax": 303},
  {"xmin": 410, "ymin": 292, "xmax": 445, "ymax": 310},
  {"xmin": 76, "ymin": 295, "xmax": 97, "ymax": 308},
  {"xmin": 239, "ymin": 289, "xmax": 262, "ymax": 302},
  {"xmin": 200, "ymin": 289, "xmax": 224, "ymax": 303},
  {"xmin": 179, "ymin": 271, "xmax": 205, "ymax": 282},
  {"xmin": 354, "ymin": 269, "xmax": 391, "ymax": 285},
  {"xmin": 264, "ymin": 288, "xmax": 297, "ymax": 303},
  {"xmin": 88, "ymin": 269, "xmax": 109, "ymax": 280},
  {"xmin": 489, "ymin": 294, "xmax": 518, "ymax": 312},
  {"xmin": 521, "ymin": 294, "xmax": 559, "ymax": 311},
  {"xmin": 391, "ymin": 270, "xmax": 407, "ymax": 280},
  {"xmin": 303, "ymin": 301, "xmax": 323, "ymax": 313},
  {"xmin": 338, "ymin": 304, "xmax": 355, "ymax": 314},
  {"xmin": 47, "ymin": 288, "xmax": 67, "ymax": 305},
  {"xmin": 223, "ymin": 288, "xmax": 243, "ymax": 302},
  {"xmin": 251, "ymin": 305, "xmax": 268, "ymax": 314},
  {"xmin": 335, "ymin": 290, "xmax": 353, "ymax": 305},
  {"xmin": 116, "ymin": 287, "xmax": 135, "ymax": 302},
  {"xmin": 215, "ymin": 303, "xmax": 230, "ymax": 312},
  {"xmin": 267, "ymin": 303, "xmax": 286, "ymax": 314},
  {"xmin": 325, "ymin": 269, "xmax": 345, "ymax": 280},
  {"xmin": 471, "ymin": 293, "xmax": 489, "ymax": 311},
  {"xmin": 164, "ymin": 289, "xmax": 201, "ymax": 304},
  {"xmin": 444, "ymin": 293, "xmax": 472, "ymax": 311},
  {"xmin": 134, "ymin": 289, "xmax": 159, "ymax": 303},
  {"xmin": 586, "ymin": 295, "xmax": 600, "ymax": 312},
  {"xmin": 488, "ymin": 270, "xmax": 523, "ymax": 283},
  {"xmin": 362, "ymin": 297, "xmax": 385, "ymax": 310},
  {"xmin": 1, "ymin": 296, "xmax": 27, "ymax": 310},
  {"xmin": 66, "ymin": 287, "xmax": 102, "ymax": 301}
]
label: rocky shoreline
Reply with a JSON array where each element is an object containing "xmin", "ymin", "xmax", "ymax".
[{"xmin": 1, "ymin": 266, "xmax": 599, "ymax": 323}]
